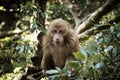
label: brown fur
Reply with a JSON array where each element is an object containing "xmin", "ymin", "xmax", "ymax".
[{"xmin": 41, "ymin": 18, "xmax": 80, "ymax": 70}]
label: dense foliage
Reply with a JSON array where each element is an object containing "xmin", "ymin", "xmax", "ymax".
[
  {"xmin": 41, "ymin": 24, "xmax": 120, "ymax": 80},
  {"xmin": 0, "ymin": 0, "xmax": 120, "ymax": 80}
]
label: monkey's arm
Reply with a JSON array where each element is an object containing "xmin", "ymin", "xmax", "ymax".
[{"xmin": 41, "ymin": 53, "xmax": 55, "ymax": 70}]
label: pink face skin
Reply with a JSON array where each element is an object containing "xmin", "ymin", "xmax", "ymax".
[
  {"xmin": 52, "ymin": 29, "xmax": 64, "ymax": 43},
  {"xmin": 50, "ymin": 26, "xmax": 67, "ymax": 44}
]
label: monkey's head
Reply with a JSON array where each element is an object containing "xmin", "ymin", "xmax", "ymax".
[{"xmin": 48, "ymin": 18, "xmax": 71, "ymax": 44}]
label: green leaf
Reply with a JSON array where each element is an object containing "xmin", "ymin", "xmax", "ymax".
[
  {"xmin": 68, "ymin": 61, "xmax": 81, "ymax": 68},
  {"xmin": 74, "ymin": 52, "xmax": 85, "ymax": 60},
  {"xmin": 98, "ymin": 38, "xmax": 103, "ymax": 44},
  {"xmin": 80, "ymin": 45, "xmax": 87, "ymax": 57},
  {"xmin": 92, "ymin": 54, "xmax": 100, "ymax": 63},
  {"xmin": 110, "ymin": 26, "xmax": 114, "ymax": 32},
  {"xmin": 19, "ymin": 45, "xmax": 24, "ymax": 53},
  {"xmin": 104, "ymin": 45, "xmax": 113, "ymax": 52},
  {"xmin": 49, "ymin": 75, "xmax": 60, "ymax": 80},
  {"xmin": 117, "ymin": 32, "xmax": 120, "ymax": 38},
  {"xmin": 55, "ymin": 67, "xmax": 61, "ymax": 72},
  {"xmin": 95, "ymin": 62, "xmax": 104, "ymax": 69},
  {"xmin": 62, "ymin": 67, "xmax": 67, "ymax": 74},
  {"xmin": 46, "ymin": 70, "xmax": 59, "ymax": 75},
  {"xmin": 112, "ymin": 47, "xmax": 117, "ymax": 56},
  {"xmin": 104, "ymin": 36, "xmax": 111, "ymax": 43}
]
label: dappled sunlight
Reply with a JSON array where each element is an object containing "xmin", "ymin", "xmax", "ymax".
[{"xmin": 0, "ymin": 0, "xmax": 120, "ymax": 80}]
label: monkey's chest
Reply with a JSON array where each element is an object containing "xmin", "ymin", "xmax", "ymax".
[{"xmin": 51, "ymin": 46, "xmax": 69, "ymax": 68}]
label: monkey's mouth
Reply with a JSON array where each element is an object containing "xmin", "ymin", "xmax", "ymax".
[
  {"xmin": 56, "ymin": 42, "xmax": 61, "ymax": 44},
  {"xmin": 55, "ymin": 41, "xmax": 62, "ymax": 45},
  {"xmin": 55, "ymin": 40, "xmax": 60, "ymax": 43}
]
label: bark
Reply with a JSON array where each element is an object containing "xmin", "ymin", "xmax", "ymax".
[
  {"xmin": 67, "ymin": 0, "xmax": 81, "ymax": 28},
  {"xmin": 0, "ymin": 30, "xmax": 24, "ymax": 39},
  {"xmin": 76, "ymin": 0, "xmax": 120, "ymax": 34},
  {"xmin": 78, "ymin": 15, "xmax": 120, "ymax": 40}
]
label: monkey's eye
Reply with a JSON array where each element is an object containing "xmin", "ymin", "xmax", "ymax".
[
  {"xmin": 52, "ymin": 30, "xmax": 57, "ymax": 33},
  {"xmin": 59, "ymin": 30, "xmax": 64, "ymax": 34}
]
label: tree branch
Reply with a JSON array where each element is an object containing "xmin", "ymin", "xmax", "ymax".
[
  {"xmin": 0, "ymin": 30, "xmax": 27, "ymax": 39},
  {"xmin": 76, "ymin": 0, "xmax": 120, "ymax": 34},
  {"xmin": 67, "ymin": 0, "xmax": 80, "ymax": 28},
  {"xmin": 78, "ymin": 15, "xmax": 120, "ymax": 40}
]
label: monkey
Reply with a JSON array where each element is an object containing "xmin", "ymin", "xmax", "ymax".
[{"xmin": 41, "ymin": 18, "xmax": 80, "ymax": 70}]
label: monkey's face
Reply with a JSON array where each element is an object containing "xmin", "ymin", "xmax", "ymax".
[
  {"xmin": 50, "ymin": 26, "xmax": 68, "ymax": 44},
  {"xmin": 48, "ymin": 18, "xmax": 71, "ymax": 45}
]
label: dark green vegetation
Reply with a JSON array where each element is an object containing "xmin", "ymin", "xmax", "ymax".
[{"xmin": 0, "ymin": 0, "xmax": 120, "ymax": 80}]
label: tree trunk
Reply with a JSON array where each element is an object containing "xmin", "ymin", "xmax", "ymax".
[{"xmin": 76, "ymin": 0, "xmax": 120, "ymax": 34}]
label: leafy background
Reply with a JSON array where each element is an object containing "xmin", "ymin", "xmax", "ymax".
[{"xmin": 0, "ymin": 0, "xmax": 120, "ymax": 80}]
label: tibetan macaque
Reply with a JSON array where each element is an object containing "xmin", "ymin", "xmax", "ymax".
[{"xmin": 41, "ymin": 18, "xmax": 80, "ymax": 70}]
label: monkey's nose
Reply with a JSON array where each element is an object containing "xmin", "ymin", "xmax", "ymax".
[
  {"xmin": 56, "ymin": 38, "xmax": 60, "ymax": 42},
  {"xmin": 56, "ymin": 38, "xmax": 59, "ymax": 41}
]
